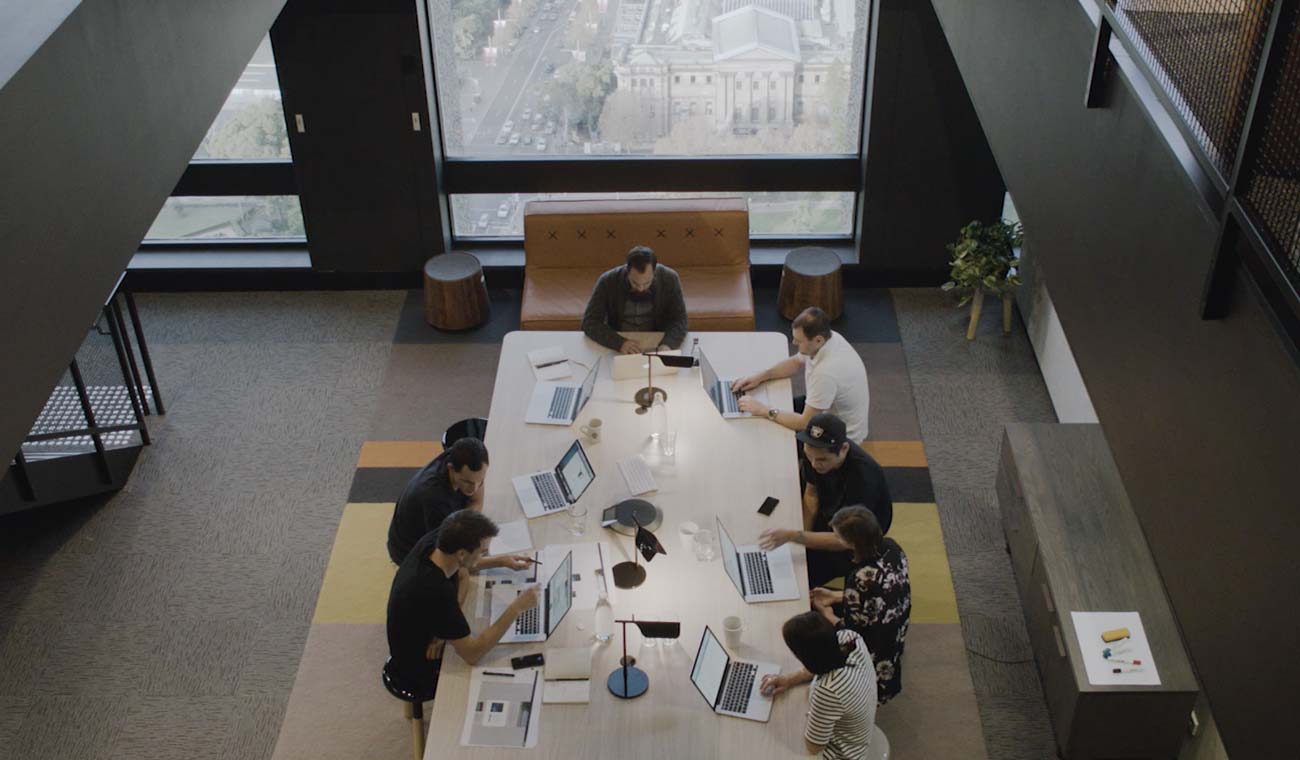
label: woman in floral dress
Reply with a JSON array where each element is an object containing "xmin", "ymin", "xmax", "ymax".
[{"xmin": 811, "ymin": 505, "xmax": 911, "ymax": 704}]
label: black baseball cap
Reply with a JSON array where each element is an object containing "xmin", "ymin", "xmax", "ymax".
[{"xmin": 796, "ymin": 413, "xmax": 848, "ymax": 449}]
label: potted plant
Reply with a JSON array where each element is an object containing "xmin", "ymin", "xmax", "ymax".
[{"xmin": 941, "ymin": 219, "xmax": 1024, "ymax": 340}]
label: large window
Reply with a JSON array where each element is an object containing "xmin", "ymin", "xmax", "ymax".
[
  {"xmin": 145, "ymin": 196, "xmax": 304, "ymax": 240},
  {"xmin": 145, "ymin": 35, "xmax": 301, "ymax": 244},
  {"xmin": 429, "ymin": 0, "xmax": 867, "ymax": 158},
  {"xmin": 193, "ymin": 37, "xmax": 291, "ymax": 160},
  {"xmin": 451, "ymin": 191, "xmax": 853, "ymax": 237}
]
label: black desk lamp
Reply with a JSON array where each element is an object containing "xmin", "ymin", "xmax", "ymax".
[{"xmin": 607, "ymin": 618, "xmax": 681, "ymax": 699}]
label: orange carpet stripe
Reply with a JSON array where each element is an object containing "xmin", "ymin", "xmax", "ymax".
[
  {"xmin": 861, "ymin": 440, "xmax": 928, "ymax": 468},
  {"xmin": 355, "ymin": 441, "xmax": 442, "ymax": 469}
]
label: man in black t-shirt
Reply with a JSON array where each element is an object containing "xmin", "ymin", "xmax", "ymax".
[
  {"xmin": 385, "ymin": 510, "xmax": 539, "ymax": 695},
  {"xmin": 387, "ymin": 438, "xmax": 490, "ymax": 565},
  {"xmin": 759, "ymin": 412, "xmax": 893, "ymax": 587}
]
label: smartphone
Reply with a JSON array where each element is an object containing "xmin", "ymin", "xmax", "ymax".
[
  {"xmin": 511, "ymin": 653, "xmax": 545, "ymax": 670},
  {"xmin": 758, "ymin": 496, "xmax": 779, "ymax": 516}
]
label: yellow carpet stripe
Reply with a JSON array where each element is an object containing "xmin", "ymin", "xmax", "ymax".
[
  {"xmin": 860, "ymin": 440, "xmax": 929, "ymax": 468},
  {"xmin": 891, "ymin": 502, "xmax": 959, "ymax": 624},
  {"xmin": 312, "ymin": 502, "xmax": 398, "ymax": 625}
]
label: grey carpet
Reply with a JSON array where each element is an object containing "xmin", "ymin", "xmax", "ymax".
[
  {"xmin": 891, "ymin": 288, "xmax": 1059, "ymax": 759},
  {"xmin": 0, "ymin": 291, "xmax": 403, "ymax": 760}
]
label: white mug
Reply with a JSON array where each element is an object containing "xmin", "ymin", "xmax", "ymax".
[
  {"xmin": 580, "ymin": 418, "xmax": 602, "ymax": 443},
  {"xmin": 723, "ymin": 616, "xmax": 743, "ymax": 649}
]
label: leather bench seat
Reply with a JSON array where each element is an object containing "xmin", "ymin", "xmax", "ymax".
[
  {"xmin": 521, "ymin": 266, "xmax": 757, "ymax": 331},
  {"xmin": 520, "ymin": 197, "xmax": 756, "ymax": 333}
]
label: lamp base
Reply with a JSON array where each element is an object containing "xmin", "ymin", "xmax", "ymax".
[
  {"xmin": 633, "ymin": 386, "xmax": 666, "ymax": 412},
  {"xmin": 612, "ymin": 561, "xmax": 646, "ymax": 589},
  {"xmin": 607, "ymin": 665, "xmax": 649, "ymax": 699}
]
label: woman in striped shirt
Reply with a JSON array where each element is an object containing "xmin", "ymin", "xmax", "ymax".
[{"xmin": 760, "ymin": 612, "xmax": 878, "ymax": 759}]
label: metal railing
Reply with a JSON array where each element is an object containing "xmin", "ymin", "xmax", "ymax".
[
  {"xmin": 7, "ymin": 284, "xmax": 164, "ymax": 503},
  {"xmin": 1088, "ymin": 0, "xmax": 1300, "ymax": 357}
]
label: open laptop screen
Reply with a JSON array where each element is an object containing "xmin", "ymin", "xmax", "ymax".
[
  {"xmin": 545, "ymin": 551, "xmax": 574, "ymax": 636},
  {"xmin": 573, "ymin": 356, "xmax": 602, "ymax": 418},
  {"xmin": 557, "ymin": 440, "xmax": 595, "ymax": 502},
  {"xmin": 690, "ymin": 626, "xmax": 730, "ymax": 709},
  {"xmin": 716, "ymin": 517, "xmax": 745, "ymax": 597},
  {"xmin": 697, "ymin": 350, "xmax": 723, "ymax": 410}
]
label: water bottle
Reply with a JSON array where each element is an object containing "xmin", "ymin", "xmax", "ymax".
[
  {"xmin": 690, "ymin": 338, "xmax": 701, "ymax": 372},
  {"xmin": 594, "ymin": 591, "xmax": 614, "ymax": 643},
  {"xmin": 649, "ymin": 394, "xmax": 667, "ymax": 440}
]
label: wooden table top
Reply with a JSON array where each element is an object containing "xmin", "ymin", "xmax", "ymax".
[{"xmin": 425, "ymin": 330, "xmax": 815, "ymax": 758}]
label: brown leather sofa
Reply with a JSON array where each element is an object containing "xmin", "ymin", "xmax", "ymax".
[{"xmin": 520, "ymin": 198, "xmax": 756, "ymax": 332}]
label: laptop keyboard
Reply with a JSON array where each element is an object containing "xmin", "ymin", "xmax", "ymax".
[
  {"xmin": 515, "ymin": 597, "xmax": 540, "ymax": 635},
  {"xmin": 718, "ymin": 382, "xmax": 741, "ymax": 414},
  {"xmin": 531, "ymin": 473, "xmax": 567, "ymax": 511},
  {"xmin": 549, "ymin": 386, "xmax": 577, "ymax": 420},
  {"xmin": 743, "ymin": 551, "xmax": 774, "ymax": 595},
  {"xmin": 618, "ymin": 455, "xmax": 657, "ymax": 495},
  {"xmin": 720, "ymin": 661, "xmax": 758, "ymax": 713}
]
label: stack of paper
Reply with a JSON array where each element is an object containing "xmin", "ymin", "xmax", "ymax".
[
  {"xmin": 527, "ymin": 346, "xmax": 571, "ymax": 380},
  {"xmin": 486, "ymin": 519, "xmax": 533, "ymax": 556}
]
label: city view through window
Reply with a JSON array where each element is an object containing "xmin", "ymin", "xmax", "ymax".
[
  {"xmin": 432, "ymin": 0, "xmax": 868, "ymax": 237},
  {"xmin": 146, "ymin": 37, "xmax": 305, "ymax": 241}
]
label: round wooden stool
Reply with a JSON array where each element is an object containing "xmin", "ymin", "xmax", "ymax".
[
  {"xmin": 778, "ymin": 247, "xmax": 843, "ymax": 321},
  {"xmin": 423, "ymin": 252, "xmax": 490, "ymax": 331}
]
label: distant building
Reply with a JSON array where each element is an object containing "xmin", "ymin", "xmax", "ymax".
[{"xmin": 611, "ymin": 2, "xmax": 846, "ymax": 140}]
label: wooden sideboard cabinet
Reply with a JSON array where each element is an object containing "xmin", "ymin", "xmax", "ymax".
[{"xmin": 997, "ymin": 424, "xmax": 1198, "ymax": 759}]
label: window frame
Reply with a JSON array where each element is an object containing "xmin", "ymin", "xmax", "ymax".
[{"xmin": 427, "ymin": 0, "xmax": 876, "ymax": 250}]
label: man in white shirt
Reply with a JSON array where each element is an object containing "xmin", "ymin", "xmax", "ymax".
[{"xmin": 733, "ymin": 307, "xmax": 870, "ymax": 443}]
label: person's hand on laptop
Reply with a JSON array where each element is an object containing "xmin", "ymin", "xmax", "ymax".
[
  {"xmin": 738, "ymin": 396, "xmax": 768, "ymax": 417},
  {"xmin": 731, "ymin": 373, "xmax": 764, "ymax": 393},
  {"xmin": 758, "ymin": 528, "xmax": 797, "ymax": 550},
  {"xmin": 510, "ymin": 585, "xmax": 541, "ymax": 614},
  {"xmin": 620, "ymin": 339, "xmax": 643, "ymax": 355}
]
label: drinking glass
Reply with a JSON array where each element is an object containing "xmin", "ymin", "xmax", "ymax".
[
  {"xmin": 568, "ymin": 503, "xmax": 588, "ymax": 537},
  {"xmin": 693, "ymin": 529, "xmax": 716, "ymax": 561}
]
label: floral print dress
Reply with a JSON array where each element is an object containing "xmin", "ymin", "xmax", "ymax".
[{"xmin": 839, "ymin": 537, "xmax": 911, "ymax": 704}]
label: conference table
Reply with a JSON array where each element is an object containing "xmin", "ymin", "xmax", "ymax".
[{"xmin": 425, "ymin": 330, "xmax": 812, "ymax": 758}]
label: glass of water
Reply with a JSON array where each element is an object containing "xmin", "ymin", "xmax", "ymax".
[
  {"xmin": 660, "ymin": 431, "xmax": 677, "ymax": 458},
  {"xmin": 693, "ymin": 529, "xmax": 716, "ymax": 561},
  {"xmin": 568, "ymin": 503, "xmax": 588, "ymax": 537}
]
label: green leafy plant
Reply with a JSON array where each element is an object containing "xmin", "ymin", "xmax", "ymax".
[{"xmin": 941, "ymin": 219, "xmax": 1024, "ymax": 306}]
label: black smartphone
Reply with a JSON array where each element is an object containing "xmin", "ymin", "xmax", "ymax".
[
  {"xmin": 758, "ymin": 496, "xmax": 779, "ymax": 516},
  {"xmin": 511, "ymin": 653, "xmax": 545, "ymax": 670}
]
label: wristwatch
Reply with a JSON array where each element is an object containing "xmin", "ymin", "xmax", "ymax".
[{"xmin": 767, "ymin": 408, "xmax": 779, "ymax": 420}]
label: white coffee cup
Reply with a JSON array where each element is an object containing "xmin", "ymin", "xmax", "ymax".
[
  {"xmin": 723, "ymin": 616, "xmax": 743, "ymax": 649},
  {"xmin": 678, "ymin": 521, "xmax": 699, "ymax": 551},
  {"xmin": 580, "ymin": 418, "xmax": 602, "ymax": 443}
]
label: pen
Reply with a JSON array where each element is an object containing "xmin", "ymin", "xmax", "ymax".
[
  {"xmin": 483, "ymin": 671, "xmax": 515, "ymax": 677},
  {"xmin": 535, "ymin": 359, "xmax": 566, "ymax": 369}
]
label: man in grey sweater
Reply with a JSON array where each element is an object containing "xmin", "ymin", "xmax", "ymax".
[{"xmin": 581, "ymin": 246, "xmax": 689, "ymax": 353}]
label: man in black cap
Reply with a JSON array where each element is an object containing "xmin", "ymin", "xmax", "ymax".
[{"xmin": 759, "ymin": 412, "xmax": 893, "ymax": 587}]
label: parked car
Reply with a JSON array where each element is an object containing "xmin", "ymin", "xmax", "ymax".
[
  {"xmin": 536, "ymin": 139, "xmax": 547, "ymax": 152},
  {"xmin": 502, "ymin": 120, "xmax": 514, "ymax": 132},
  {"xmin": 508, "ymin": 133, "xmax": 520, "ymax": 145},
  {"xmin": 495, "ymin": 133, "xmax": 508, "ymax": 145},
  {"xmin": 497, "ymin": 202, "xmax": 510, "ymax": 218},
  {"xmin": 521, "ymin": 108, "xmax": 531, "ymax": 121},
  {"xmin": 477, "ymin": 213, "xmax": 489, "ymax": 228},
  {"xmin": 522, "ymin": 135, "xmax": 532, "ymax": 145}
]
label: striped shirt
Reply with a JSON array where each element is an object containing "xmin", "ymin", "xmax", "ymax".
[{"xmin": 805, "ymin": 630, "xmax": 877, "ymax": 759}]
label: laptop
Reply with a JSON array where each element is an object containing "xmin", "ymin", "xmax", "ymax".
[
  {"xmin": 512, "ymin": 439, "xmax": 596, "ymax": 519},
  {"xmin": 611, "ymin": 350, "xmax": 681, "ymax": 381},
  {"xmin": 501, "ymin": 551, "xmax": 574, "ymax": 644},
  {"xmin": 689, "ymin": 626, "xmax": 780, "ymax": 722},
  {"xmin": 717, "ymin": 517, "xmax": 800, "ymax": 602},
  {"xmin": 698, "ymin": 349, "xmax": 769, "ymax": 418},
  {"xmin": 526, "ymin": 357, "xmax": 602, "ymax": 425}
]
